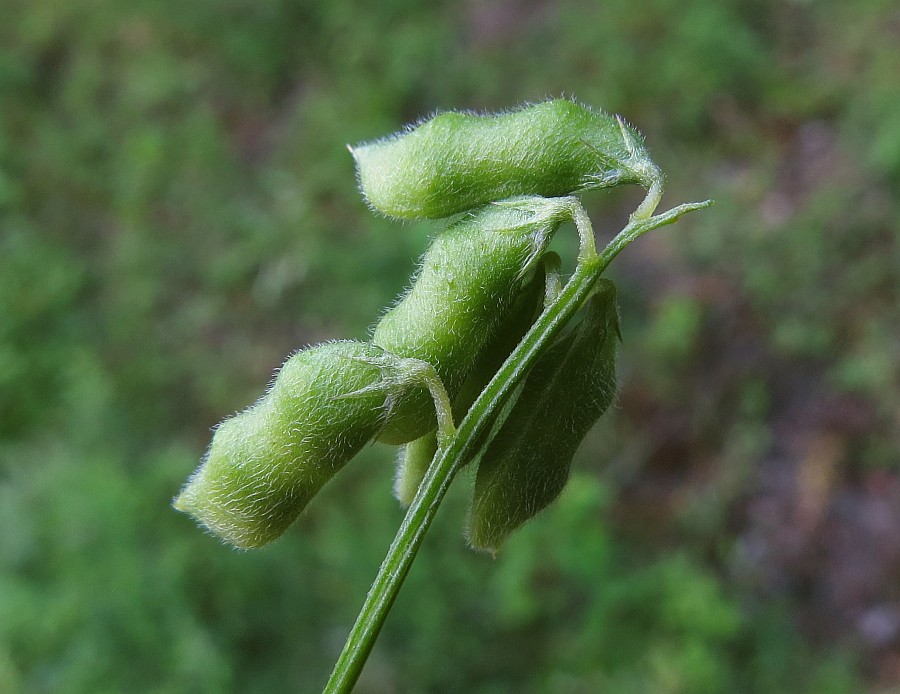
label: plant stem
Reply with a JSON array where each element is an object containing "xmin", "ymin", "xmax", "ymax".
[{"xmin": 322, "ymin": 198, "xmax": 711, "ymax": 694}]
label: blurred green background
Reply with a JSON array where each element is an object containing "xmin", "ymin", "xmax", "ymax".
[{"xmin": 1, "ymin": 0, "xmax": 898, "ymax": 692}]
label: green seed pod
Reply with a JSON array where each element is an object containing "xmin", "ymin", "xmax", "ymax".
[
  {"xmin": 350, "ymin": 99, "xmax": 661, "ymax": 220},
  {"xmin": 451, "ymin": 253, "xmax": 553, "ymax": 415},
  {"xmin": 392, "ymin": 258, "xmax": 553, "ymax": 507},
  {"xmin": 372, "ymin": 197, "xmax": 574, "ymax": 445},
  {"xmin": 467, "ymin": 280, "xmax": 620, "ymax": 553},
  {"xmin": 393, "ymin": 429, "xmax": 438, "ymax": 508},
  {"xmin": 174, "ymin": 341, "xmax": 410, "ymax": 549}
]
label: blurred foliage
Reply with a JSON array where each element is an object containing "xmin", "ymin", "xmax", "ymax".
[{"xmin": 1, "ymin": 0, "xmax": 898, "ymax": 692}]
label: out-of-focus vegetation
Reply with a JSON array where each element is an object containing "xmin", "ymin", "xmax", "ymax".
[{"xmin": 1, "ymin": 0, "xmax": 897, "ymax": 691}]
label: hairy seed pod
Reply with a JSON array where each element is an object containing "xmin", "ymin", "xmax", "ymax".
[
  {"xmin": 350, "ymin": 99, "xmax": 660, "ymax": 219},
  {"xmin": 451, "ymin": 253, "xmax": 552, "ymax": 415},
  {"xmin": 392, "ymin": 259, "xmax": 552, "ymax": 507},
  {"xmin": 393, "ymin": 429, "xmax": 438, "ymax": 508},
  {"xmin": 372, "ymin": 197, "xmax": 575, "ymax": 445},
  {"xmin": 174, "ymin": 341, "xmax": 405, "ymax": 549},
  {"xmin": 467, "ymin": 280, "xmax": 620, "ymax": 553}
]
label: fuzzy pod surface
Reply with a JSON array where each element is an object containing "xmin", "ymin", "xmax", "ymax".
[
  {"xmin": 372, "ymin": 196, "xmax": 573, "ymax": 445},
  {"xmin": 467, "ymin": 280, "xmax": 620, "ymax": 553},
  {"xmin": 451, "ymin": 254, "xmax": 551, "ymax": 415},
  {"xmin": 392, "ymin": 260, "xmax": 550, "ymax": 507},
  {"xmin": 350, "ymin": 99, "xmax": 660, "ymax": 220},
  {"xmin": 393, "ymin": 429, "xmax": 438, "ymax": 508},
  {"xmin": 174, "ymin": 341, "xmax": 392, "ymax": 549}
]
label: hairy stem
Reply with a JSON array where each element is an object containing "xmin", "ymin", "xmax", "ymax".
[{"xmin": 322, "ymin": 197, "xmax": 711, "ymax": 693}]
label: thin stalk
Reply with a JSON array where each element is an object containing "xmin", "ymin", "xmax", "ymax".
[{"xmin": 322, "ymin": 198, "xmax": 711, "ymax": 694}]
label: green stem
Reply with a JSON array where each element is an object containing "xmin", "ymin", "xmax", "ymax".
[{"xmin": 322, "ymin": 198, "xmax": 711, "ymax": 694}]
